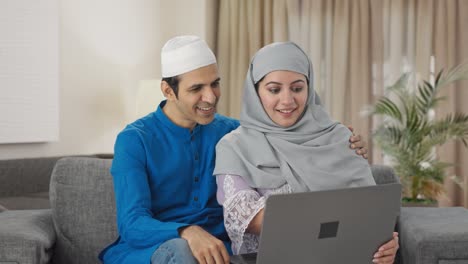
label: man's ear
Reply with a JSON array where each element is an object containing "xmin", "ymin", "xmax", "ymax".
[{"xmin": 161, "ymin": 81, "xmax": 176, "ymax": 101}]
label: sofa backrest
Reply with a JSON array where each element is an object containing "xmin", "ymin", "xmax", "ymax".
[
  {"xmin": 370, "ymin": 164, "xmax": 400, "ymax": 185},
  {"xmin": 49, "ymin": 157, "xmax": 117, "ymax": 264},
  {"xmin": 48, "ymin": 157, "xmax": 399, "ymax": 264},
  {"xmin": 0, "ymin": 157, "xmax": 63, "ymax": 197}
]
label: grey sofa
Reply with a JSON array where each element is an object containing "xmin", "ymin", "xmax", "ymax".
[{"xmin": 1, "ymin": 157, "xmax": 468, "ymax": 264}]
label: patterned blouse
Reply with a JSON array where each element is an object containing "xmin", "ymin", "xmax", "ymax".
[{"xmin": 216, "ymin": 174, "xmax": 292, "ymax": 254}]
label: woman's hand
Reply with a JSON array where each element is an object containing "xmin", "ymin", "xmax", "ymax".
[
  {"xmin": 348, "ymin": 126, "xmax": 368, "ymax": 159},
  {"xmin": 372, "ymin": 232, "xmax": 399, "ymax": 263}
]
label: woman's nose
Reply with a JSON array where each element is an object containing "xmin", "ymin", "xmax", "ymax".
[{"xmin": 280, "ymin": 91, "xmax": 294, "ymax": 105}]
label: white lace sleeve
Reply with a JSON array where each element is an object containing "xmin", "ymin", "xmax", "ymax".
[{"xmin": 216, "ymin": 174, "xmax": 265, "ymax": 254}]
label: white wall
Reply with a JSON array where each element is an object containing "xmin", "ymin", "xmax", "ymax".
[{"xmin": 0, "ymin": 0, "xmax": 216, "ymax": 159}]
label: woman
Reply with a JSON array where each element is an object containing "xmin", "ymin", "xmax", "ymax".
[{"xmin": 214, "ymin": 42, "xmax": 399, "ymax": 263}]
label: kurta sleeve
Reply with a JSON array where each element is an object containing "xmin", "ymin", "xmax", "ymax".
[
  {"xmin": 111, "ymin": 130, "xmax": 189, "ymax": 248},
  {"xmin": 216, "ymin": 174, "xmax": 266, "ymax": 254}
]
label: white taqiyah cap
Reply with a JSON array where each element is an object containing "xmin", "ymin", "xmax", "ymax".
[{"xmin": 161, "ymin": 35, "xmax": 217, "ymax": 78}]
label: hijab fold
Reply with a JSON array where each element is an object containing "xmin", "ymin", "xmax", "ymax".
[{"xmin": 214, "ymin": 42, "xmax": 375, "ymax": 192}]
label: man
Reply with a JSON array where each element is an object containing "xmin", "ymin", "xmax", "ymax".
[{"xmin": 100, "ymin": 35, "xmax": 369, "ymax": 264}]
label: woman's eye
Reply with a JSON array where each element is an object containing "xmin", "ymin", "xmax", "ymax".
[
  {"xmin": 268, "ymin": 87, "xmax": 280, "ymax": 94},
  {"xmin": 292, "ymin": 87, "xmax": 303, "ymax": 93}
]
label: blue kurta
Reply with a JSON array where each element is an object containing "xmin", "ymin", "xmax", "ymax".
[{"xmin": 100, "ymin": 101, "xmax": 239, "ymax": 263}]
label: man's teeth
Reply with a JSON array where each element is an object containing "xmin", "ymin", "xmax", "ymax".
[
  {"xmin": 278, "ymin": 109, "xmax": 293, "ymax": 113},
  {"xmin": 198, "ymin": 106, "xmax": 213, "ymax": 111}
]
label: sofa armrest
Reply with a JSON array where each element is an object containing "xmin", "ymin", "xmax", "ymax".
[
  {"xmin": 398, "ymin": 207, "xmax": 468, "ymax": 264},
  {"xmin": 0, "ymin": 209, "xmax": 55, "ymax": 264},
  {"xmin": 370, "ymin": 165, "xmax": 400, "ymax": 185},
  {"xmin": 50, "ymin": 157, "xmax": 117, "ymax": 264}
]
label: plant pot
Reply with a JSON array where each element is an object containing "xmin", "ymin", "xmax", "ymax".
[{"xmin": 402, "ymin": 198, "xmax": 438, "ymax": 207}]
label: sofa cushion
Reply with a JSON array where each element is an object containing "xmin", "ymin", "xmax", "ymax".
[
  {"xmin": 0, "ymin": 209, "xmax": 55, "ymax": 264},
  {"xmin": 50, "ymin": 157, "xmax": 117, "ymax": 264}
]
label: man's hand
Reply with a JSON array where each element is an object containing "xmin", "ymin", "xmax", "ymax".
[
  {"xmin": 373, "ymin": 232, "xmax": 399, "ymax": 263},
  {"xmin": 348, "ymin": 126, "xmax": 368, "ymax": 159},
  {"xmin": 179, "ymin": 225, "xmax": 230, "ymax": 264}
]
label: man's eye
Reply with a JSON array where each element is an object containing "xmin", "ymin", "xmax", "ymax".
[
  {"xmin": 211, "ymin": 82, "xmax": 220, "ymax": 88},
  {"xmin": 190, "ymin": 86, "xmax": 202, "ymax": 92}
]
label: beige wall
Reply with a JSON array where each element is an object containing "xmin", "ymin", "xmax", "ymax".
[{"xmin": 0, "ymin": 0, "xmax": 216, "ymax": 159}]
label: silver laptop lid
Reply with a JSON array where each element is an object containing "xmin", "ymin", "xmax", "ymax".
[{"xmin": 256, "ymin": 183, "xmax": 401, "ymax": 264}]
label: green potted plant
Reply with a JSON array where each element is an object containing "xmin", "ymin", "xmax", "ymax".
[{"xmin": 368, "ymin": 64, "xmax": 468, "ymax": 205}]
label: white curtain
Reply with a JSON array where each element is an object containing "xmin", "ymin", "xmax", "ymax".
[
  {"xmin": 215, "ymin": 0, "xmax": 468, "ymax": 207},
  {"xmin": 216, "ymin": 0, "xmax": 289, "ymax": 118}
]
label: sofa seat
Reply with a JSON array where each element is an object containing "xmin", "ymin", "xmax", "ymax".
[{"xmin": 0, "ymin": 209, "xmax": 55, "ymax": 264}]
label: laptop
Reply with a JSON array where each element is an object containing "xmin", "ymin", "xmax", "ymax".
[{"xmin": 230, "ymin": 183, "xmax": 401, "ymax": 264}]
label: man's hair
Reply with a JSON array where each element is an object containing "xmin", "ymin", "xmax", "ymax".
[{"xmin": 162, "ymin": 76, "xmax": 180, "ymax": 98}]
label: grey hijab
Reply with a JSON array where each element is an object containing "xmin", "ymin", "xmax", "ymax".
[{"xmin": 214, "ymin": 42, "xmax": 375, "ymax": 192}]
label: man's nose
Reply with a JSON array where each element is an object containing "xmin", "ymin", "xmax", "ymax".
[{"xmin": 202, "ymin": 87, "xmax": 217, "ymax": 103}]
